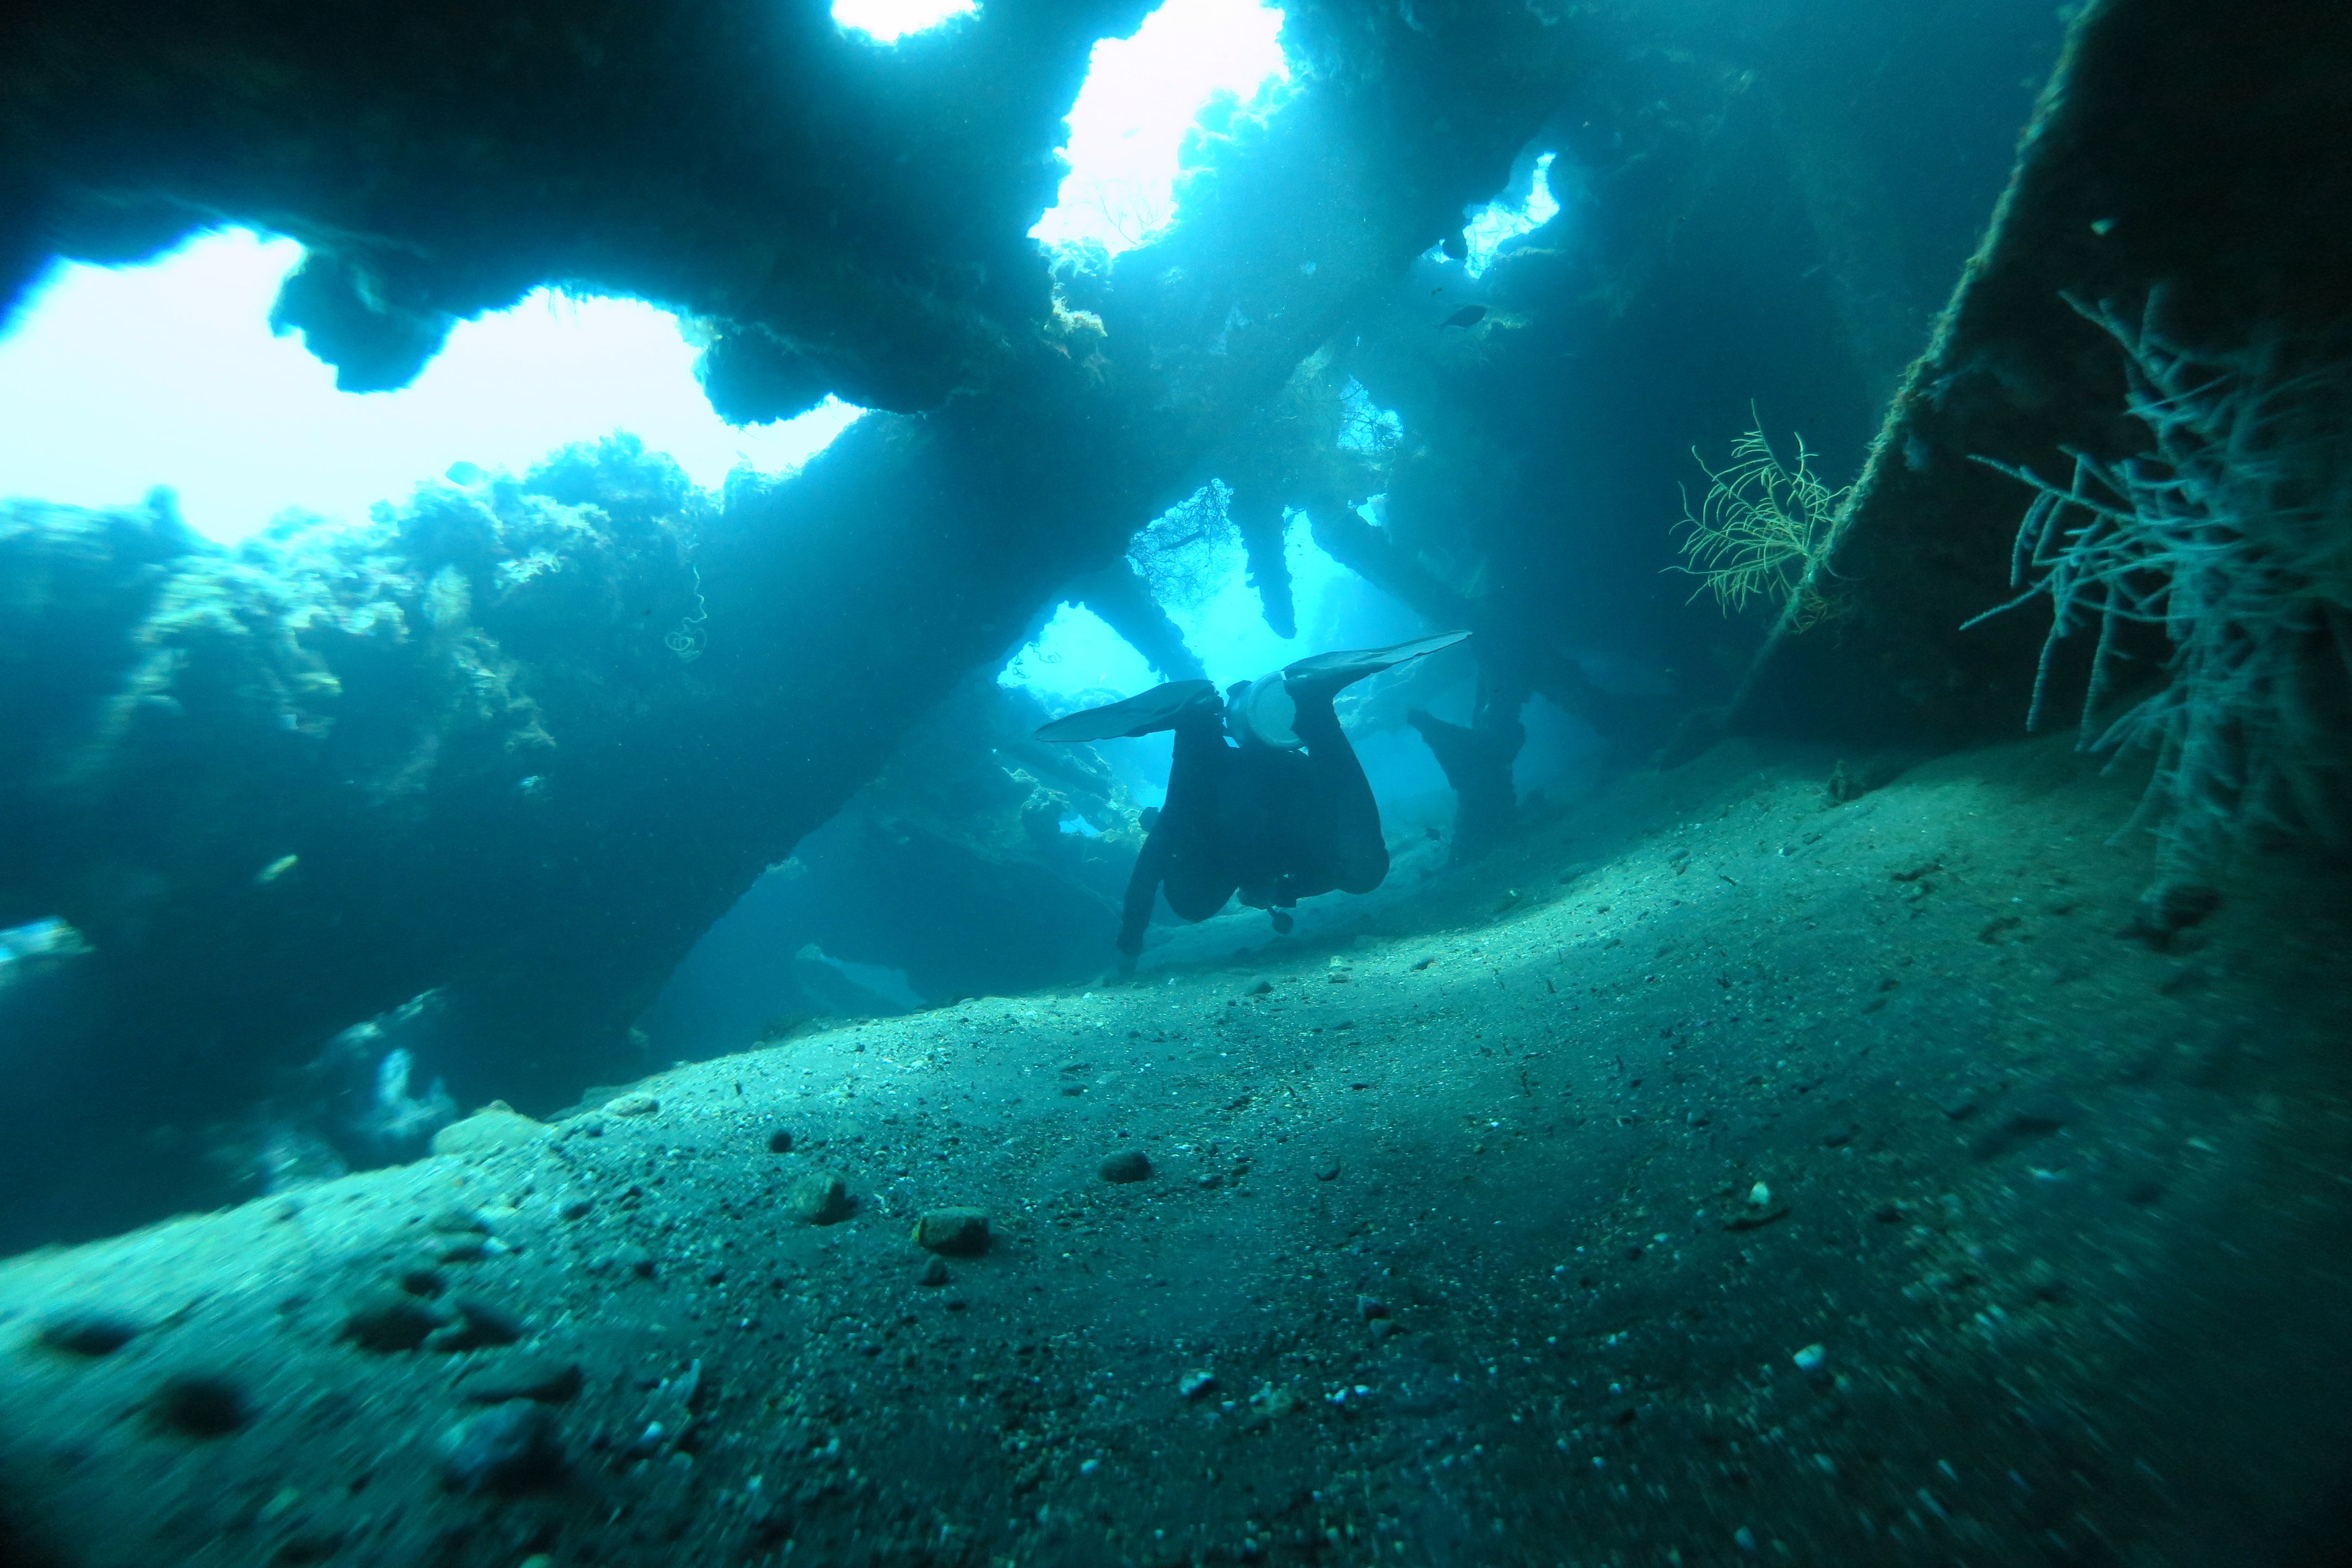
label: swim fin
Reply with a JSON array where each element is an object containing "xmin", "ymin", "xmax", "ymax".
[
  {"xmin": 1229, "ymin": 630, "xmax": 1474, "ymax": 748},
  {"xmin": 1034, "ymin": 679, "xmax": 1218, "ymax": 743},
  {"xmin": 1279, "ymin": 630, "xmax": 1472, "ymax": 699}
]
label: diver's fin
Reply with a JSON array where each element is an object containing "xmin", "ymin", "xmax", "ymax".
[
  {"xmin": 1238, "ymin": 630, "xmax": 1474, "ymax": 746},
  {"xmin": 1034, "ymin": 679, "xmax": 1218, "ymax": 743},
  {"xmin": 1280, "ymin": 630, "xmax": 1472, "ymax": 697}
]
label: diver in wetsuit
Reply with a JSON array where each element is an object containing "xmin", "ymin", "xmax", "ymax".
[{"xmin": 1034, "ymin": 631, "xmax": 1469, "ymax": 959}]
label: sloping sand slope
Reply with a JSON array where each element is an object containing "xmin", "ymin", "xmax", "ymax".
[{"xmin": 4, "ymin": 734, "xmax": 2346, "ymax": 1567}]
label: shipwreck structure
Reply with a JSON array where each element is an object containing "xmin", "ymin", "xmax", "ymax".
[{"xmin": 2, "ymin": 0, "xmax": 2346, "ymax": 1245}]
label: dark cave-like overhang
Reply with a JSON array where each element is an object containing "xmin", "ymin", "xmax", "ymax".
[{"xmin": 1, "ymin": 0, "xmax": 1164, "ymax": 412}]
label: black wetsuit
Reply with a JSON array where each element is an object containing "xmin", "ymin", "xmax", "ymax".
[
  {"xmin": 1047, "ymin": 632, "xmax": 1472, "ymax": 960},
  {"xmin": 1118, "ymin": 680, "xmax": 1389, "ymax": 954}
]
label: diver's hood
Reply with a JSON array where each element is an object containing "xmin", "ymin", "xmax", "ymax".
[{"xmin": 1033, "ymin": 679, "xmax": 1218, "ymax": 743}]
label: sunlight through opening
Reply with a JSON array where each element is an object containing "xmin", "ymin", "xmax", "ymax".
[
  {"xmin": 1030, "ymin": 0, "xmax": 1289, "ymax": 255},
  {"xmin": 0, "ymin": 229, "xmax": 865, "ymax": 544},
  {"xmin": 1000, "ymin": 604, "xmax": 1159, "ymax": 704},
  {"xmin": 1461, "ymin": 151, "xmax": 1559, "ymax": 277},
  {"xmin": 1001, "ymin": 508, "xmax": 1355, "ymax": 709},
  {"xmin": 830, "ymin": 0, "xmax": 978, "ymax": 45}
]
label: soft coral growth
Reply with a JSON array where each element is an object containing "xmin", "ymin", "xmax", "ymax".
[{"xmin": 1969, "ymin": 293, "xmax": 2352, "ymax": 923}]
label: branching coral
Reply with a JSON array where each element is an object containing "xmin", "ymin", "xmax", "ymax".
[
  {"xmin": 1127, "ymin": 481, "xmax": 1240, "ymax": 612},
  {"xmin": 1673, "ymin": 417, "xmax": 1849, "ymax": 623},
  {"xmin": 1966, "ymin": 295, "xmax": 2352, "ymax": 912}
]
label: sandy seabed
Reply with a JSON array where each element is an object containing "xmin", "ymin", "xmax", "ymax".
[{"xmin": 3, "ymin": 733, "xmax": 2347, "ymax": 1568}]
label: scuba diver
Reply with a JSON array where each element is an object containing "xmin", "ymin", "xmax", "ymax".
[{"xmin": 1034, "ymin": 631, "xmax": 1470, "ymax": 959}]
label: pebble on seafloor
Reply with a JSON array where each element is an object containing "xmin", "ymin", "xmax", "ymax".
[
  {"xmin": 1179, "ymin": 1370, "xmax": 1217, "ymax": 1399},
  {"xmin": 425, "ymin": 1296, "xmax": 526, "ymax": 1353},
  {"xmin": 36, "ymin": 1310, "xmax": 140, "ymax": 1356},
  {"xmin": 441, "ymin": 1401, "xmax": 565, "ymax": 1494},
  {"xmin": 1099, "ymin": 1149, "xmax": 1154, "ymax": 1184},
  {"xmin": 149, "ymin": 1373, "xmax": 252, "ymax": 1437},
  {"xmin": 458, "ymin": 1357, "xmax": 584, "ymax": 1405},
  {"xmin": 429, "ymin": 1102, "xmax": 547, "ymax": 1158},
  {"xmin": 914, "ymin": 1208, "xmax": 991, "ymax": 1256},
  {"xmin": 787, "ymin": 1171, "xmax": 853, "ymax": 1226},
  {"xmin": 342, "ymin": 1291, "xmax": 450, "ymax": 1352}
]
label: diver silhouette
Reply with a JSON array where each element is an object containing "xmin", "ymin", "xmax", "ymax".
[{"xmin": 1035, "ymin": 631, "xmax": 1470, "ymax": 959}]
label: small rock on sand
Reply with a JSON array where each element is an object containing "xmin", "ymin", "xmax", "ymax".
[
  {"xmin": 913, "ymin": 1208, "xmax": 991, "ymax": 1255},
  {"xmin": 442, "ymin": 1402, "xmax": 564, "ymax": 1494},
  {"xmin": 458, "ymin": 1357, "xmax": 584, "ymax": 1405},
  {"xmin": 1099, "ymin": 1149, "xmax": 1154, "ymax": 1183},
  {"xmin": 37, "ymin": 1310, "xmax": 139, "ymax": 1356},
  {"xmin": 787, "ymin": 1171, "xmax": 853, "ymax": 1224},
  {"xmin": 430, "ymin": 1102, "xmax": 547, "ymax": 1158},
  {"xmin": 150, "ymin": 1373, "xmax": 251, "ymax": 1437},
  {"xmin": 342, "ymin": 1291, "xmax": 449, "ymax": 1352}
]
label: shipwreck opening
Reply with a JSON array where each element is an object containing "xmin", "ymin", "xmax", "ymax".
[
  {"xmin": 0, "ymin": 229, "xmax": 863, "ymax": 542},
  {"xmin": 830, "ymin": 0, "xmax": 980, "ymax": 45},
  {"xmin": 1450, "ymin": 148, "xmax": 1564, "ymax": 278},
  {"xmin": 1030, "ymin": 0, "xmax": 1291, "ymax": 254}
]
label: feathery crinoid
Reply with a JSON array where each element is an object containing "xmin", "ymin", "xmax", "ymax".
[{"xmin": 1673, "ymin": 415, "xmax": 1850, "ymax": 622}]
